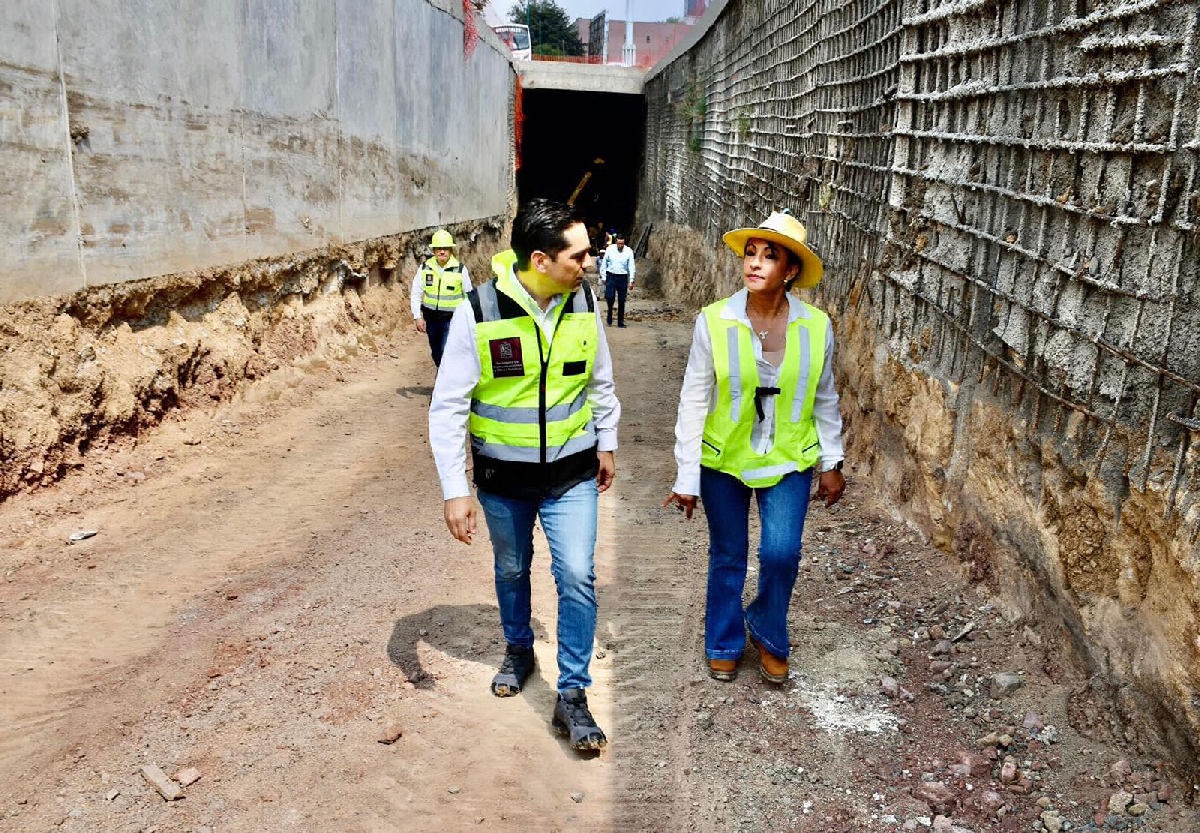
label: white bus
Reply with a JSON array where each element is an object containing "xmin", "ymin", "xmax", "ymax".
[{"xmin": 493, "ymin": 23, "xmax": 532, "ymax": 60}]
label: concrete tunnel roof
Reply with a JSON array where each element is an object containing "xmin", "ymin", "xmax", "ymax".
[{"xmin": 517, "ymin": 61, "xmax": 646, "ymax": 96}]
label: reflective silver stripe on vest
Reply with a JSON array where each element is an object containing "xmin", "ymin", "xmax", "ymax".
[
  {"xmin": 476, "ymin": 281, "xmax": 501, "ymax": 321},
  {"xmin": 791, "ymin": 332, "xmax": 812, "ymax": 423},
  {"xmin": 472, "ymin": 427, "xmax": 597, "ymax": 462},
  {"xmin": 426, "ymin": 292, "xmax": 461, "ymax": 303},
  {"xmin": 470, "ymin": 388, "xmax": 588, "ymax": 424},
  {"xmin": 740, "ymin": 461, "xmax": 798, "ymax": 483},
  {"xmin": 725, "ymin": 325, "xmax": 742, "ymax": 422}
]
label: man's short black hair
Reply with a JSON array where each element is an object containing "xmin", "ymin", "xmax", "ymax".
[{"xmin": 511, "ymin": 198, "xmax": 583, "ymax": 270}]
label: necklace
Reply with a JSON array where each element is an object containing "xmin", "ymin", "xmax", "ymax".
[{"xmin": 750, "ymin": 301, "xmax": 787, "ymax": 341}]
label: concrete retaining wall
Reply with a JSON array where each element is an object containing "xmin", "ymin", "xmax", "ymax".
[
  {"xmin": 0, "ymin": 0, "xmax": 513, "ymax": 303},
  {"xmin": 0, "ymin": 0, "xmax": 515, "ymax": 495},
  {"xmin": 641, "ymin": 0, "xmax": 1200, "ymax": 775}
]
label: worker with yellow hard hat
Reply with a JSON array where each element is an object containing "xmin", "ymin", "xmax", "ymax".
[{"xmin": 410, "ymin": 229, "xmax": 472, "ymax": 367}]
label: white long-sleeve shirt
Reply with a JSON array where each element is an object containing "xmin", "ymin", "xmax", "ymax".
[
  {"xmin": 671, "ymin": 289, "xmax": 844, "ymax": 496},
  {"xmin": 428, "ymin": 274, "xmax": 621, "ymax": 501},
  {"xmin": 600, "ymin": 244, "xmax": 635, "ymax": 284},
  {"xmin": 410, "ymin": 261, "xmax": 472, "ymax": 319}
]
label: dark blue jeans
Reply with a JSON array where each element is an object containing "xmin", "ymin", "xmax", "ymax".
[
  {"xmin": 422, "ymin": 308, "xmax": 454, "ymax": 366},
  {"xmin": 699, "ymin": 466, "xmax": 813, "ymax": 660}
]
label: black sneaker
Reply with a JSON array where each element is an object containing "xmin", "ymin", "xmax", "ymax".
[
  {"xmin": 552, "ymin": 688, "xmax": 607, "ymax": 751},
  {"xmin": 491, "ymin": 644, "xmax": 535, "ymax": 697}
]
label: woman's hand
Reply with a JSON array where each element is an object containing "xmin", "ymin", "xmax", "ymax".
[
  {"xmin": 663, "ymin": 492, "xmax": 698, "ymax": 519},
  {"xmin": 815, "ymin": 469, "xmax": 845, "ymax": 507}
]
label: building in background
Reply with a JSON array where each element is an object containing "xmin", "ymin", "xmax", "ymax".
[{"xmin": 577, "ymin": 15, "xmax": 692, "ymax": 67}]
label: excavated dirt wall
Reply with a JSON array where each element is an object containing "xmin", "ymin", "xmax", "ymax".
[
  {"xmin": 0, "ymin": 218, "xmax": 506, "ymax": 501},
  {"xmin": 642, "ymin": 0, "xmax": 1200, "ymax": 779}
]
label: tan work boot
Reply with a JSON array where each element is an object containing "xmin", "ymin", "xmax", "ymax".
[
  {"xmin": 707, "ymin": 658, "xmax": 738, "ymax": 682},
  {"xmin": 749, "ymin": 635, "xmax": 788, "ymax": 684}
]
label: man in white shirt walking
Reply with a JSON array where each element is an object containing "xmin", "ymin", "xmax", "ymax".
[
  {"xmin": 428, "ymin": 198, "xmax": 621, "ymax": 753},
  {"xmin": 600, "ymin": 232, "xmax": 635, "ymax": 328}
]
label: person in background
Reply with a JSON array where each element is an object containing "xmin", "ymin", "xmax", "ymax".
[
  {"xmin": 428, "ymin": 198, "xmax": 621, "ymax": 752},
  {"xmin": 600, "ymin": 232, "xmax": 635, "ymax": 328},
  {"xmin": 663, "ymin": 210, "xmax": 846, "ymax": 684},
  {"xmin": 410, "ymin": 229, "xmax": 470, "ymax": 367}
]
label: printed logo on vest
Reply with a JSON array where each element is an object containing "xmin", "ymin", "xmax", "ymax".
[{"xmin": 489, "ymin": 337, "xmax": 525, "ymax": 377}]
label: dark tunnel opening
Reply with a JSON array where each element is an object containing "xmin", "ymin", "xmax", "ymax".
[{"xmin": 517, "ymin": 88, "xmax": 645, "ymax": 254}]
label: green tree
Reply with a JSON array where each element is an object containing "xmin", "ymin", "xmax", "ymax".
[{"xmin": 509, "ymin": 1, "xmax": 584, "ymax": 57}]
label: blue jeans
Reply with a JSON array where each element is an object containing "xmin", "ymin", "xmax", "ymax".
[
  {"xmin": 477, "ymin": 478, "xmax": 599, "ymax": 691},
  {"xmin": 700, "ymin": 467, "xmax": 813, "ymax": 661}
]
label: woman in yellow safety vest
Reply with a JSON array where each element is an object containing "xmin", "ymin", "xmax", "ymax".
[{"xmin": 664, "ymin": 210, "xmax": 846, "ymax": 684}]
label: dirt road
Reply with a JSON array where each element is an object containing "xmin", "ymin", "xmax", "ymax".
[{"xmin": 1, "ymin": 290, "xmax": 1193, "ymax": 832}]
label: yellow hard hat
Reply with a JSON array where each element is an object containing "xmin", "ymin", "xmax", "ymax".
[{"xmin": 430, "ymin": 229, "xmax": 456, "ymax": 249}]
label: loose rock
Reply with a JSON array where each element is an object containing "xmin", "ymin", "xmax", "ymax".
[
  {"xmin": 988, "ymin": 672, "xmax": 1023, "ymax": 699},
  {"xmin": 140, "ymin": 764, "xmax": 182, "ymax": 801},
  {"xmin": 377, "ymin": 723, "xmax": 404, "ymax": 744},
  {"xmin": 1040, "ymin": 809, "xmax": 1063, "ymax": 832},
  {"xmin": 914, "ymin": 780, "xmax": 957, "ymax": 815},
  {"xmin": 1108, "ymin": 790, "xmax": 1133, "ymax": 814},
  {"xmin": 174, "ymin": 767, "xmax": 202, "ymax": 787}
]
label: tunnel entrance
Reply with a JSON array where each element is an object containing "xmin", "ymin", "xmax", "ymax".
[{"xmin": 517, "ymin": 88, "xmax": 645, "ymax": 252}]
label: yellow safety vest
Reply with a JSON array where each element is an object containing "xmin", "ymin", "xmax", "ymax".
[
  {"xmin": 420, "ymin": 256, "xmax": 465, "ymax": 311},
  {"xmin": 468, "ymin": 252, "xmax": 598, "ymax": 465},
  {"xmin": 701, "ymin": 297, "xmax": 828, "ymax": 488}
]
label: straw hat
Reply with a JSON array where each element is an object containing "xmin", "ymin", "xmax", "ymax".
[{"xmin": 722, "ymin": 211, "xmax": 823, "ymax": 289}]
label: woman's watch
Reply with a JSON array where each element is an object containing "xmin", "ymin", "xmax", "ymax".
[{"xmin": 819, "ymin": 460, "xmax": 844, "ymax": 473}]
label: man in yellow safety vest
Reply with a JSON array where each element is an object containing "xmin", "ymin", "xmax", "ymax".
[
  {"xmin": 410, "ymin": 229, "xmax": 470, "ymax": 366},
  {"xmin": 427, "ymin": 198, "xmax": 621, "ymax": 752}
]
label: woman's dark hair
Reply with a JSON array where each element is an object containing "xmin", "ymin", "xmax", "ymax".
[
  {"xmin": 775, "ymin": 244, "xmax": 803, "ymax": 290},
  {"xmin": 511, "ymin": 198, "xmax": 583, "ymax": 270}
]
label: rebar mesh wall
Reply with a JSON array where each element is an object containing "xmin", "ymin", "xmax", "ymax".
[
  {"xmin": 889, "ymin": 0, "xmax": 1200, "ymax": 515},
  {"xmin": 642, "ymin": 0, "xmax": 1199, "ymax": 526}
]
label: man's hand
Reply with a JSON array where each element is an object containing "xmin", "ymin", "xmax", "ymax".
[
  {"xmin": 444, "ymin": 496, "xmax": 476, "ymax": 543},
  {"xmin": 596, "ymin": 450, "xmax": 616, "ymax": 493},
  {"xmin": 814, "ymin": 469, "xmax": 845, "ymax": 508},
  {"xmin": 662, "ymin": 492, "xmax": 697, "ymax": 519},
  {"xmin": 415, "ymin": 318, "xmax": 427, "ymax": 334}
]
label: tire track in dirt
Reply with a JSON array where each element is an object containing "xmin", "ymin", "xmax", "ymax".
[{"xmin": 599, "ymin": 303, "xmax": 712, "ymax": 830}]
